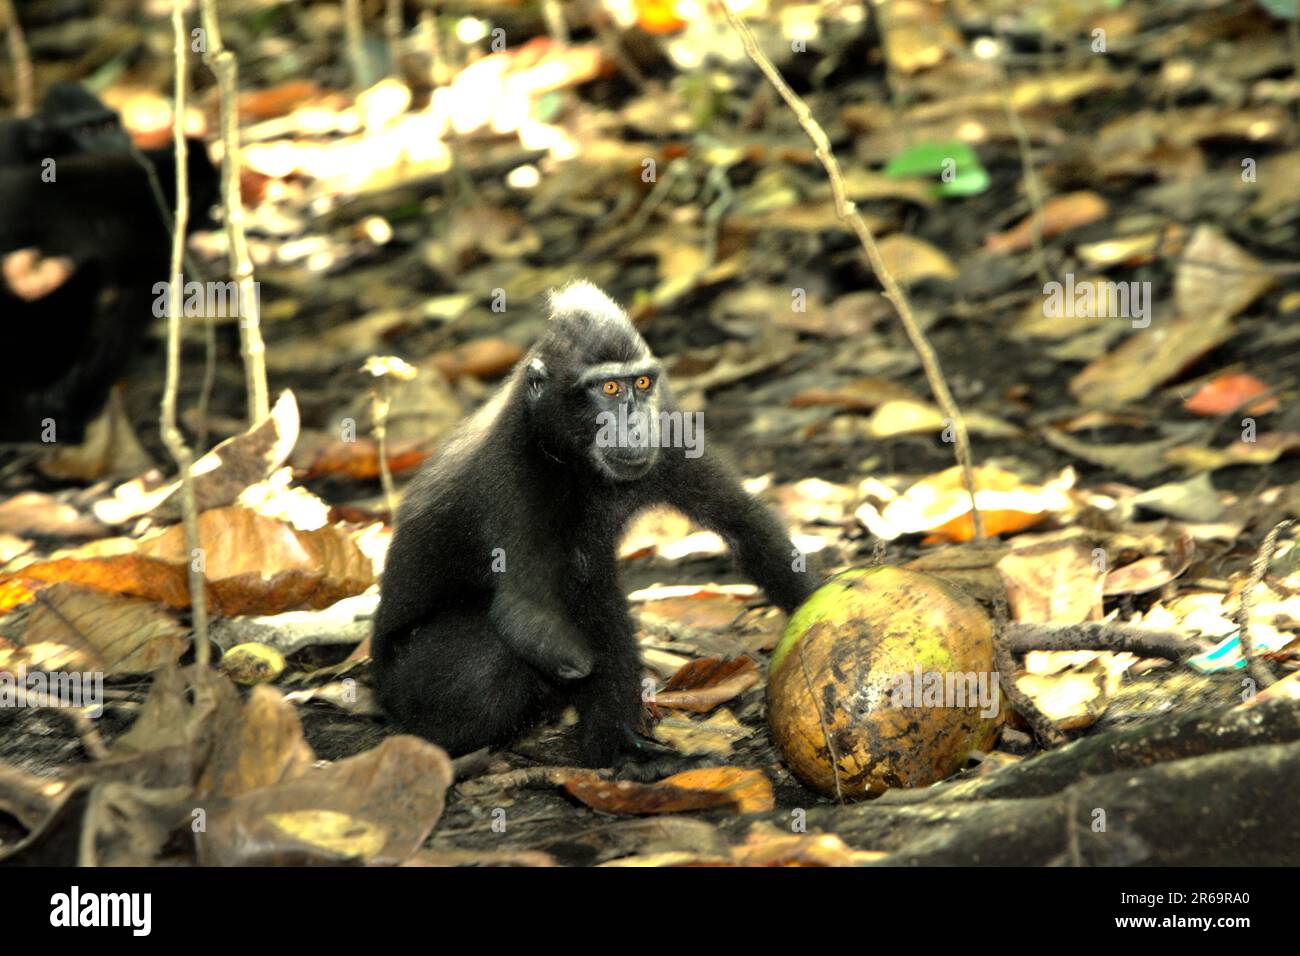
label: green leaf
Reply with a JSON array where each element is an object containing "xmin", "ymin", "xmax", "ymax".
[
  {"xmin": 883, "ymin": 141, "xmax": 989, "ymax": 198},
  {"xmin": 1257, "ymin": 0, "xmax": 1299, "ymax": 19}
]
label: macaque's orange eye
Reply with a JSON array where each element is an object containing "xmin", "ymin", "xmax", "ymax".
[
  {"xmin": 602, "ymin": 380, "xmax": 619, "ymax": 396},
  {"xmin": 635, "ymin": 376, "xmax": 651, "ymax": 391}
]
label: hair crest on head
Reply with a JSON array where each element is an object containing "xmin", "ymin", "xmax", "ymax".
[{"xmin": 548, "ymin": 280, "xmax": 628, "ymax": 326}]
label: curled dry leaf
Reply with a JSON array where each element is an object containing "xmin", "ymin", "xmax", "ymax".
[
  {"xmin": 199, "ymin": 685, "xmax": 316, "ymax": 799},
  {"xmin": 0, "ymin": 491, "xmax": 105, "ymax": 539},
  {"xmin": 788, "ymin": 377, "xmax": 922, "ymax": 412},
  {"xmin": 1163, "ymin": 432, "xmax": 1300, "ymax": 471},
  {"xmin": 1041, "ymin": 422, "xmax": 1206, "ymax": 479},
  {"xmin": 1103, "ymin": 529, "xmax": 1195, "ymax": 596},
  {"xmin": 136, "ymin": 507, "xmax": 375, "ymax": 615},
  {"xmin": 655, "ymin": 657, "xmax": 760, "ymax": 713},
  {"xmin": 93, "ymin": 389, "xmax": 300, "ymax": 526},
  {"xmin": 876, "ymin": 234, "xmax": 957, "ymax": 285},
  {"xmin": 197, "ymin": 734, "xmax": 453, "ymax": 866},
  {"xmin": 5, "ymin": 508, "xmax": 375, "ymax": 617},
  {"xmin": 653, "ymin": 707, "xmax": 753, "ymax": 757},
  {"xmin": 1014, "ymin": 665, "xmax": 1109, "ymax": 731},
  {"xmin": 733, "ymin": 824, "xmax": 888, "ymax": 866},
  {"xmin": 636, "ymin": 591, "xmax": 750, "ymax": 632},
  {"xmin": 878, "ymin": 0, "xmax": 961, "ymax": 74}
]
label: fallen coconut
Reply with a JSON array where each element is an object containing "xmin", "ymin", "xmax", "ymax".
[{"xmin": 767, "ymin": 566, "xmax": 1003, "ymax": 797}]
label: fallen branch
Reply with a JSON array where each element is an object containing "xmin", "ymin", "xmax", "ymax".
[
  {"xmin": 1005, "ymin": 622, "xmax": 1199, "ymax": 663},
  {"xmin": 993, "ymin": 600, "xmax": 1066, "ymax": 746},
  {"xmin": 1236, "ymin": 519, "xmax": 1296, "ymax": 690}
]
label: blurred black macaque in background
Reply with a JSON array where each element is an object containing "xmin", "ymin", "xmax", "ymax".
[{"xmin": 0, "ymin": 83, "xmax": 219, "ymax": 444}]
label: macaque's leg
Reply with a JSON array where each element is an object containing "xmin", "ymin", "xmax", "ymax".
[{"xmin": 374, "ymin": 611, "xmax": 552, "ymax": 757}]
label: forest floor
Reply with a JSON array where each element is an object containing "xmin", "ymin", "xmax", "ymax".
[{"xmin": 1, "ymin": 0, "xmax": 1299, "ymax": 865}]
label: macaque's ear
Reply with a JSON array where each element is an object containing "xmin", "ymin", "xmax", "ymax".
[{"xmin": 525, "ymin": 358, "xmax": 548, "ymax": 402}]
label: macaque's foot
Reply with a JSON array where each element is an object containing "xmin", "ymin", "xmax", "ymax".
[{"xmin": 612, "ymin": 732, "xmax": 714, "ymax": 782}]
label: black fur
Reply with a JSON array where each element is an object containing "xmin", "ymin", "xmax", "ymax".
[
  {"xmin": 0, "ymin": 83, "xmax": 133, "ymax": 161},
  {"xmin": 372, "ymin": 282, "xmax": 818, "ymax": 769},
  {"xmin": 0, "ymin": 85, "xmax": 218, "ymax": 443}
]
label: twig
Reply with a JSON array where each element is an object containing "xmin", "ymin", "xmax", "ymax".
[
  {"xmin": 542, "ymin": 0, "xmax": 569, "ymax": 46},
  {"xmin": 122, "ymin": 136, "xmax": 218, "ymax": 450},
  {"xmin": 932, "ymin": 33, "xmax": 1049, "ymax": 282},
  {"xmin": 0, "ymin": 0, "xmax": 33, "ymax": 117},
  {"xmin": 1005, "ymin": 622, "xmax": 1198, "ymax": 663},
  {"xmin": 199, "ymin": 0, "xmax": 270, "ymax": 425},
  {"xmin": 420, "ymin": 10, "xmax": 450, "ymax": 87},
  {"xmin": 36, "ymin": 700, "xmax": 109, "ymax": 760},
  {"xmin": 1290, "ymin": 18, "xmax": 1300, "ymax": 138},
  {"xmin": 992, "ymin": 600, "xmax": 1066, "ymax": 747},
  {"xmin": 450, "ymin": 746, "xmax": 492, "ymax": 781},
  {"xmin": 1235, "ymin": 519, "xmax": 1295, "ymax": 690},
  {"xmin": 385, "ymin": 0, "xmax": 403, "ymax": 76},
  {"xmin": 164, "ymin": 0, "xmax": 210, "ymax": 667},
  {"xmin": 716, "ymin": 1, "xmax": 985, "ymax": 539},
  {"xmin": 343, "ymin": 0, "xmax": 369, "ymax": 90},
  {"xmin": 1000, "ymin": 91, "xmax": 1050, "ymax": 284},
  {"xmin": 196, "ymin": 310, "xmax": 217, "ymax": 451},
  {"xmin": 373, "ymin": 385, "xmax": 396, "ymax": 514},
  {"xmin": 586, "ymin": 0, "xmax": 646, "ymax": 89}
]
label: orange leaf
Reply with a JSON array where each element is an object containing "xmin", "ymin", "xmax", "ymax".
[
  {"xmin": 637, "ymin": 0, "xmax": 688, "ymax": 34},
  {"xmin": 1183, "ymin": 374, "xmax": 1278, "ymax": 416},
  {"xmin": 985, "ymin": 191, "xmax": 1109, "ymax": 254}
]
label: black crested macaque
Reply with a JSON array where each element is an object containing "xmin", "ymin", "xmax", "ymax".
[
  {"xmin": 0, "ymin": 84, "xmax": 219, "ymax": 443},
  {"xmin": 0, "ymin": 83, "xmax": 133, "ymax": 163},
  {"xmin": 372, "ymin": 282, "xmax": 818, "ymax": 773}
]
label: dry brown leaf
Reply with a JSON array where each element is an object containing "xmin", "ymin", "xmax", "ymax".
[
  {"xmin": 997, "ymin": 535, "xmax": 1106, "ymax": 624},
  {"xmin": 855, "ymin": 465, "xmax": 1073, "ymax": 542},
  {"xmin": 655, "ymin": 657, "xmax": 759, "ymax": 713},
  {"xmin": 1175, "ymin": 225, "xmax": 1276, "ymax": 322},
  {"xmin": 1069, "ymin": 314, "xmax": 1235, "ymax": 408},
  {"xmin": 0, "ymin": 492, "xmax": 104, "ymax": 539},
  {"xmin": 16, "ymin": 582, "xmax": 186, "ymax": 674},
  {"xmin": 877, "ymin": 234, "xmax": 957, "ymax": 285},
  {"xmin": 789, "ymin": 377, "xmax": 923, "ymax": 411},
  {"xmin": 5, "ymin": 509, "xmax": 372, "ymax": 618},
  {"xmin": 1103, "ymin": 529, "xmax": 1195, "ymax": 596},
  {"xmin": 563, "ymin": 765, "xmax": 772, "ymax": 815},
  {"xmin": 984, "ymin": 191, "xmax": 1109, "ymax": 254},
  {"xmin": 94, "ymin": 390, "xmax": 300, "ymax": 525},
  {"xmin": 430, "ymin": 338, "xmax": 525, "ymax": 381},
  {"xmin": 197, "ymin": 735, "xmax": 453, "ymax": 866},
  {"xmin": 1163, "ymin": 433, "xmax": 1300, "ymax": 471},
  {"xmin": 136, "ymin": 507, "xmax": 375, "ymax": 615},
  {"xmin": 199, "ymin": 685, "xmax": 317, "ymax": 798}
]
